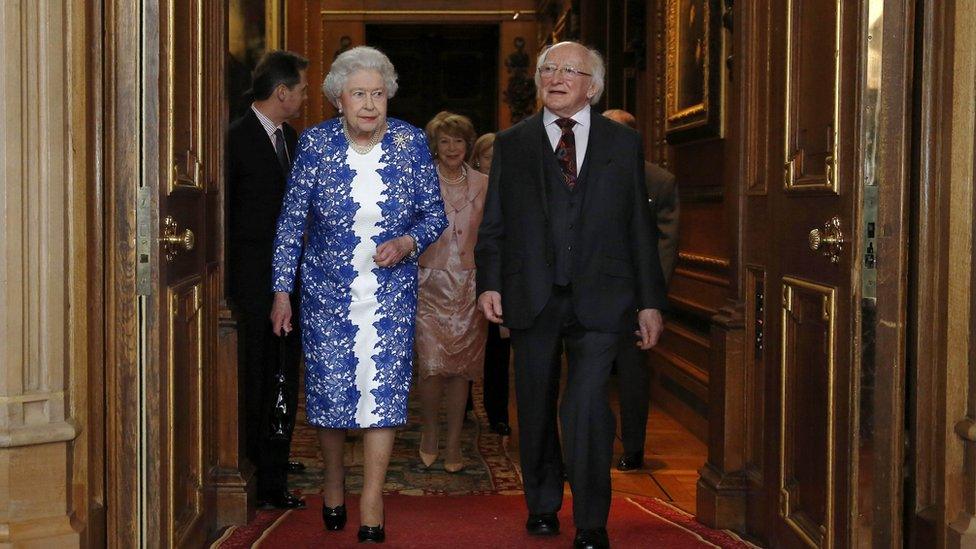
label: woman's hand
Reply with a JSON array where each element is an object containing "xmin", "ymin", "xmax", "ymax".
[
  {"xmin": 270, "ymin": 291, "xmax": 293, "ymax": 336},
  {"xmin": 374, "ymin": 235, "xmax": 415, "ymax": 267}
]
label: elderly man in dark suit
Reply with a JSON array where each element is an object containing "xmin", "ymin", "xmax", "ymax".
[
  {"xmin": 602, "ymin": 109, "xmax": 680, "ymax": 472},
  {"xmin": 476, "ymin": 42, "xmax": 668, "ymax": 549},
  {"xmin": 227, "ymin": 50, "xmax": 309, "ymax": 509}
]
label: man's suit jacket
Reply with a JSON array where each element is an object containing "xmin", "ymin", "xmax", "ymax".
[
  {"xmin": 226, "ymin": 108, "xmax": 298, "ymax": 302},
  {"xmin": 645, "ymin": 162, "xmax": 679, "ymax": 283},
  {"xmin": 475, "ymin": 111, "xmax": 668, "ymax": 332}
]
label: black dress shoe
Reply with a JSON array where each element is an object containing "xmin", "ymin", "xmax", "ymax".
[
  {"xmin": 257, "ymin": 490, "xmax": 306, "ymax": 509},
  {"xmin": 322, "ymin": 503, "xmax": 346, "ymax": 531},
  {"xmin": 287, "ymin": 460, "xmax": 306, "ymax": 472},
  {"xmin": 490, "ymin": 422, "xmax": 512, "ymax": 436},
  {"xmin": 574, "ymin": 527, "xmax": 610, "ymax": 549},
  {"xmin": 525, "ymin": 512, "xmax": 559, "ymax": 536},
  {"xmin": 616, "ymin": 452, "xmax": 644, "ymax": 471},
  {"xmin": 357, "ymin": 524, "xmax": 385, "ymax": 543}
]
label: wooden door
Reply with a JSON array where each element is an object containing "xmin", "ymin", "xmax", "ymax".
[
  {"xmin": 104, "ymin": 0, "xmax": 228, "ymax": 544},
  {"xmin": 760, "ymin": 0, "xmax": 860, "ymax": 546},
  {"xmin": 146, "ymin": 0, "xmax": 225, "ymax": 545}
]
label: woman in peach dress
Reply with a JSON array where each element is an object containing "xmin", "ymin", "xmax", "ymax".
[{"xmin": 414, "ymin": 112, "xmax": 488, "ymax": 472}]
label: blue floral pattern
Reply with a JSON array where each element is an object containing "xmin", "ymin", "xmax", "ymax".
[{"xmin": 272, "ymin": 118, "xmax": 447, "ymax": 428}]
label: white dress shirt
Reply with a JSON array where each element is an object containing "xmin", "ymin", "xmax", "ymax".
[{"xmin": 543, "ymin": 104, "xmax": 591, "ymax": 172}]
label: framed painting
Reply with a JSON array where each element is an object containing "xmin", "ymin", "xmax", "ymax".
[{"xmin": 664, "ymin": 0, "xmax": 723, "ymax": 143}]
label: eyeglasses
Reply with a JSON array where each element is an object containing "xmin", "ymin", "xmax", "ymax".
[{"xmin": 537, "ymin": 64, "xmax": 593, "ymax": 79}]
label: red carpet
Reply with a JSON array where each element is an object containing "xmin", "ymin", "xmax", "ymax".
[{"xmin": 214, "ymin": 494, "xmax": 757, "ymax": 548}]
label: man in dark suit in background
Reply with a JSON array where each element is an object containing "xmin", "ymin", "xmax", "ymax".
[
  {"xmin": 476, "ymin": 42, "xmax": 668, "ymax": 549},
  {"xmin": 603, "ymin": 109, "xmax": 680, "ymax": 472},
  {"xmin": 227, "ymin": 50, "xmax": 309, "ymax": 509}
]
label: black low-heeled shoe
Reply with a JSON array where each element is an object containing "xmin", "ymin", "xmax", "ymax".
[
  {"xmin": 322, "ymin": 503, "xmax": 347, "ymax": 531},
  {"xmin": 357, "ymin": 524, "xmax": 385, "ymax": 543}
]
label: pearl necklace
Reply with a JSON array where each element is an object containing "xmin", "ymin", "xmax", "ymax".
[
  {"xmin": 343, "ymin": 118, "xmax": 385, "ymax": 155},
  {"xmin": 437, "ymin": 164, "xmax": 468, "ymax": 185}
]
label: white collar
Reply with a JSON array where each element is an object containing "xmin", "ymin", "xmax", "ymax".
[
  {"xmin": 543, "ymin": 104, "xmax": 591, "ymax": 129},
  {"xmin": 251, "ymin": 104, "xmax": 282, "ymax": 137}
]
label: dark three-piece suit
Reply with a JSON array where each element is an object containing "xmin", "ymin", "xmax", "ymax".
[
  {"xmin": 475, "ymin": 110, "xmax": 668, "ymax": 528},
  {"xmin": 226, "ymin": 108, "xmax": 302, "ymax": 500}
]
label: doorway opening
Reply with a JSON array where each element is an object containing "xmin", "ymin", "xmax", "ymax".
[{"xmin": 365, "ymin": 24, "xmax": 499, "ymax": 135}]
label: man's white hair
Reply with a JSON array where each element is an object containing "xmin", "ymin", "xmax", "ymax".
[
  {"xmin": 534, "ymin": 41, "xmax": 606, "ymax": 105},
  {"xmin": 322, "ymin": 46, "xmax": 399, "ymax": 105}
]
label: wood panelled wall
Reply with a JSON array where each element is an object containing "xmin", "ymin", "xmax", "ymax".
[{"xmin": 284, "ymin": 0, "xmax": 538, "ymax": 134}]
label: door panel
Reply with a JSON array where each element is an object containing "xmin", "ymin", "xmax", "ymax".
[
  {"xmin": 155, "ymin": 0, "xmax": 222, "ymax": 545},
  {"xmin": 764, "ymin": 0, "xmax": 858, "ymax": 546},
  {"xmin": 784, "ymin": 0, "xmax": 841, "ymax": 192},
  {"xmin": 780, "ymin": 278, "xmax": 836, "ymax": 546},
  {"xmin": 168, "ymin": 0, "xmax": 204, "ymax": 190},
  {"xmin": 168, "ymin": 280, "xmax": 204, "ymax": 542}
]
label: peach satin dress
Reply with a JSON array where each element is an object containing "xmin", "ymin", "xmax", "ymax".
[{"xmin": 415, "ymin": 166, "xmax": 489, "ymax": 380}]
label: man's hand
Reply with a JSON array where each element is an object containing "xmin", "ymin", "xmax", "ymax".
[
  {"xmin": 270, "ymin": 291, "xmax": 293, "ymax": 336},
  {"xmin": 634, "ymin": 308, "xmax": 663, "ymax": 350},
  {"xmin": 374, "ymin": 235, "xmax": 415, "ymax": 267},
  {"xmin": 478, "ymin": 291, "xmax": 504, "ymax": 324}
]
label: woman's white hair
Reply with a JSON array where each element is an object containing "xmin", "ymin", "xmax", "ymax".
[
  {"xmin": 322, "ymin": 46, "xmax": 399, "ymax": 105},
  {"xmin": 533, "ymin": 41, "xmax": 605, "ymax": 105}
]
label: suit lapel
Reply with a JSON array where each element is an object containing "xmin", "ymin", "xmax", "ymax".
[{"xmin": 521, "ymin": 112, "xmax": 549, "ymax": 220}]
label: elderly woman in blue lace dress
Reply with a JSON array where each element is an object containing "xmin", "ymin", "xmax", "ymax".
[{"xmin": 270, "ymin": 46, "xmax": 447, "ymax": 543}]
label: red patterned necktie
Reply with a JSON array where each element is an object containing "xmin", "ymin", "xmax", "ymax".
[{"xmin": 554, "ymin": 117, "xmax": 577, "ymax": 190}]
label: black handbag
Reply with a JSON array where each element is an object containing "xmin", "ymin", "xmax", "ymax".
[{"xmin": 267, "ymin": 334, "xmax": 294, "ymax": 441}]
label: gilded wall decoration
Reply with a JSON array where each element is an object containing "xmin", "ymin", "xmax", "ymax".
[{"xmin": 664, "ymin": 0, "xmax": 723, "ymax": 143}]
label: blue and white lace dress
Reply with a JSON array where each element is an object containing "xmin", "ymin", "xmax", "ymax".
[{"xmin": 271, "ymin": 118, "xmax": 447, "ymax": 428}]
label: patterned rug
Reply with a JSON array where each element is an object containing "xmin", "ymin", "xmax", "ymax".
[
  {"xmin": 286, "ymin": 380, "xmax": 522, "ymax": 496},
  {"xmin": 211, "ymin": 494, "xmax": 761, "ymax": 548}
]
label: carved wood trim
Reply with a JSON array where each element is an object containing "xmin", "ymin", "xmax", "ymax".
[
  {"xmin": 673, "ymin": 267, "xmax": 732, "ymax": 288},
  {"xmin": 103, "ymin": 0, "xmax": 143, "ymax": 542},
  {"xmin": 779, "ymin": 277, "xmax": 838, "ymax": 547},
  {"xmin": 678, "ymin": 252, "xmax": 732, "ymax": 270},
  {"xmin": 85, "ymin": 0, "xmax": 108, "ymax": 544},
  {"xmin": 743, "ymin": 1, "xmax": 771, "ymax": 196},
  {"xmin": 320, "ymin": 8, "xmax": 537, "ymax": 20},
  {"xmin": 945, "ymin": 3, "xmax": 976, "ymax": 545},
  {"xmin": 211, "ymin": 303, "xmax": 256, "ymax": 528},
  {"xmin": 649, "ymin": 0, "xmax": 668, "ymax": 166},
  {"xmin": 696, "ymin": 302, "xmax": 747, "ymax": 530},
  {"xmin": 909, "ymin": 1, "xmax": 957, "ymax": 545}
]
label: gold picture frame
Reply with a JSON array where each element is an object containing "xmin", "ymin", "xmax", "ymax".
[{"xmin": 664, "ymin": 0, "xmax": 723, "ymax": 143}]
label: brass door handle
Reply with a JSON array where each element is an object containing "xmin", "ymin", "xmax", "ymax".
[
  {"xmin": 160, "ymin": 215, "xmax": 195, "ymax": 261},
  {"xmin": 808, "ymin": 216, "xmax": 844, "ymax": 263}
]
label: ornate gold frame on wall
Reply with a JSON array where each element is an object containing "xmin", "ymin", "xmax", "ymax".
[
  {"xmin": 664, "ymin": 0, "xmax": 724, "ymax": 143},
  {"xmin": 266, "ymin": 0, "xmax": 283, "ymax": 49}
]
